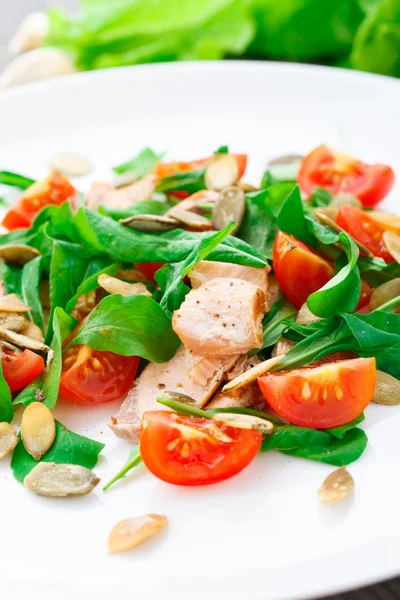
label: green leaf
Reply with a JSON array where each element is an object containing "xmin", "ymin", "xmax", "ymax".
[
  {"xmin": 13, "ymin": 307, "xmax": 76, "ymax": 408},
  {"xmin": 261, "ymin": 424, "xmax": 368, "ymax": 466},
  {"xmin": 47, "ymin": 241, "xmax": 89, "ymax": 340},
  {"xmin": 358, "ymin": 256, "xmax": 400, "ymax": 286},
  {"xmin": 103, "ymin": 446, "xmax": 142, "ymax": 491},
  {"xmin": 309, "ymin": 188, "xmax": 333, "ymax": 208},
  {"xmin": 112, "ymin": 147, "xmax": 164, "ymax": 176},
  {"xmin": 351, "ymin": 0, "xmax": 400, "ymax": 77},
  {"xmin": 326, "ymin": 413, "xmax": 365, "ymax": 439},
  {"xmin": 156, "ymin": 222, "xmax": 235, "ymax": 316},
  {"xmin": 0, "ymin": 359, "xmax": 13, "ymax": 423},
  {"xmin": 156, "ymin": 168, "xmax": 206, "ymax": 194},
  {"xmin": 99, "ymin": 197, "xmax": 170, "ymax": 221},
  {"xmin": 65, "ymin": 262, "xmax": 121, "ymax": 313},
  {"xmin": 21, "ymin": 256, "xmax": 44, "ymax": 331},
  {"xmin": 214, "ymin": 145, "xmax": 229, "ymax": 154},
  {"xmin": 73, "ymin": 208, "xmax": 266, "ymax": 267},
  {"xmin": 277, "ymin": 184, "xmax": 316, "ymax": 247},
  {"xmin": 307, "ymin": 232, "xmax": 360, "ymax": 318},
  {"xmin": 0, "ymin": 263, "xmax": 22, "ymax": 296},
  {"xmin": 258, "ymin": 300, "xmax": 297, "ymax": 352},
  {"xmin": 11, "ymin": 421, "xmax": 104, "ymax": 483},
  {"xmin": 66, "ymin": 293, "xmax": 180, "ymax": 363},
  {"xmin": 0, "ymin": 171, "xmax": 35, "ymax": 189}
]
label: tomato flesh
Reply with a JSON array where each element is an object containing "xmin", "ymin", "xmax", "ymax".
[
  {"xmin": 2, "ymin": 171, "xmax": 76, "ymax": 231},
  {"xmin": 155, "ymin": 154, "xmax": 247, "ymax": 180},
  {"xmin": 59, "ymin": 342, "xmax": 139, "ymax": 405},
  {"xmin": 258, "ymin": 357, "xmax": 376, "ymax": 429},
  {"xmin": 134, "ymin": 262, "xmax": 166, "ymax": 282},
  {"xmin": 298, "ymin": 145, "xmax": 394, "ymax": 207},
  {"xmin": 2, "ymin": 349, "xmax": 45, "ymax": 393},
  {"xmin": 140, "ymin": 411, "xmax": 262, "ymax": 486},
  {"xmin": 336, "ymin": 205, "xmax": 397, "ymax": 261},
  {"xmin": 273, "ymin": 230, "xmax": 334, "ymax": 308},
  {"xmin": 357, "ymin": 279, "xmax": 373, "ymax": 311}
]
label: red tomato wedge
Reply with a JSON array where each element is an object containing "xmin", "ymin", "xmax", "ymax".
[
  {"xmin": 258, "ymin": 357, "xmax": 376, "ymax": 429},
  {"xmin": 59, "ymin": 321, "xmax": 139, "ymax": 405},
  {"xmin": 2, "ymin": 349, "xmax": 45, "ymax": 393},
  {"xmin": 357, "ymin": 279, "xmax": 374, "ymax": 311},
  {"xmin": 2, "ymin": 171, "xmax": 76, "ymax": 230},
  {"xmin": 336, "ymin": 205, "xmax": 398, "ymax": 261},
  {"xmin": 273, "ymin": 231, "xmax": 334, "ymax": 308},
  {"xmin": 140, "ymin": 411, "xmax": 262, "ymax": 486},
  {"xmin": 134, "ymin": 262, "xmax": 166, "ymax": 282},
  {"xmin": 155, "ymin": 154, "xmax": 247, "ymax": 180},
  {"xmin": 298, "ymin": 145, "xmax": 394, "ymax": 207}
]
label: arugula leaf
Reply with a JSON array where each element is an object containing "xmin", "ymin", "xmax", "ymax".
[
  {"xmin": 112, "ymin": 147, "xmax": 164, "ymax": 176},
  {"xmin": 258, "ymin": 300, "xmax": 297, "ymax": 351},
  {"xmin": 13, "ymin": 308, "xmax": 76, "ymax": 408},
  {"xmin": 277, "ymin": 185, "xmax": 315, "ymax": 247},
  {"xmin": 21, "ymin": 256, "xmax": 44, "ymax": 331},
  {"xmin": 11, "ymin": 421, "xmax": 104, "ymax": 483},
  {"xmin": 99, "ymin": 197, "xmax": 170, "ymax": 221},
  {"xmin": 49, "ymin": 201, "xmax": 78, "ymax": 243},
  {"xmin": 65, "ymin": 262, "xmax": 121, "ymax": 313},
  {"xmin": 73, "ymin": 208, "xmax": 266, "ymax": 267},
  {"xmin": 0, "ymin": 171, "xmax": 35, "ymax": 189},
  {"xmin": 156, "ymin": 222, "xmax": 235, "ymax": 316},
  {"xmin": 0, "ymin": 360, "xmax": 13, "ymax": 423},
  {"xmin": 47, "ymin": 241, "xmax": 89, "ymax": 340},
  {"xmin": 103, "ymin": 447, "xmax": 142, "ymax": 491},
  {"xmin": 307, "ymin": 232, "xmax": 360, "ymax": 318},
  {"xmin": 309, "ymin": 188, "xmax": 332, "ymax": 208},
  {"xmin": 214, "ymin": 145, "xmax": 229, "ymax": 154},
  {"xmin": 358, "ymin": 256, "xmax": 400, "ymax": 286},
  {"xmin": 66, "ymin": 294, "xmax": 180, "ymax": 363},
  {"xmin": 326, "ymin": 413, "xmax": 365, "ymax": 439}
]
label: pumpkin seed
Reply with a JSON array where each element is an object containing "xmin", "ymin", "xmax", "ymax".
[
  {"xmin": 24, "ymin": 462, "xmax": 100, "ymax": 497},
  {"xmin": 169, "ymin": 189, "xmax": 220, "ymax": 214},
  {"xmin": 212, "ymin": 185, "xmax": 245, "ymax": 235},
  {"xmin": 120, "ymin": 214, "xmax": 179, "ymax": 232},
  {"xmin": 213, "ymin": 413, "xmax": 274, "ymax": 434},
  {"xmin": 318, "ymin": 466, "xmax": 354, "ymax": 504},
  {"xmin": 116, "ymin": 268, "xmax": 147, "ymax": 282},
  {"xmin": 20, "ymin": 320, "xmax": 45, "ymax": 342},
  {"xmin": 0, "ymin": 422, "xmax": 18, "ymax": 460},
  {"xmin": 71, "ymin": 291, "xmax": 97, "ymax": 321},
  {"xmin": 48, "ymin": 153, "xmax": 92, "ymax": 178},
  {"xmin": 296, "ymin": 303, "xmax": 321, "ymax": 326},
  {"xmin": 236, "ymin": 182, "xmax": 258, "ymax": 193},
  {"xmin": 21, "ymin": 402, "xmax": 56, "ymax": 461},
  {"xmin": 167, "ymin": 207, "xmax": 211, "ymax": 230},
  {"xmin": 0, "ymin": 244, "xmax": 40, "ymax": 265},
  {"xmin": 0, "ymin": 294, "xmax": 30, "ymax": 313},
  {"xmin": 205, "ymin": 154, "xmax": 239, "ymax": 191},
  {"xmin": 98, "ymin": 274, "xmax": 151, "ymax": 297},
  {"xmin": 108, "ymin": 514, "xmax": 168, "ymax": 554},
  {"xmin": 372, "ymin": 370, "xmax": 400, "ymax": 405},
  {"xmin": 383, "ymin": 231, "xmax": 400, "ymax": 263},
  {"xmin": 204, "ymin": 422, "xmax": 234, "ymax": 443},
  {"xmin": 268, "ymin": 154, "xmax": 303, "ymax": 181},
  {"xmin": 0, "ymin": 312, "xmax": 27, "ymax": 332},
  {"xmin": 0, "ymin": 327, "xmax": 50, "ymax": 352},
  {"xmin": 313, "ymin": 206, "xmax": 339, "ymax": 221},
  {"xmin": 329, "ymin": 193, "xmax": 362, "ymax": 209},
  {"xmin": 113, "ymin": 171, "xmax": 138, "ymax": 189},
  {"xmin": 369, "ymin": 210, "xmax": 400, "ymax": 231},
  {"xmin": 314, "ymin": 209, "xmax": 374, "ymax": 257},
  {"xmin": 271, "ymin": 336, "xmax": 296, "ymax": 357},
  {"xmin": 222, "ymin": 354, "xmax": 285, "ymax": 392},
  {"xmin": 369, "ymin": 279, "xmax": 400, "ymax": 311},
  {"xmin": 162, "ymin": 390, "xmax": 196, "ymax": 404}
]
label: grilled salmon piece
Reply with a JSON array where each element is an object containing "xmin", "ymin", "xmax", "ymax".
[
  {"xmin": 189, "ymin": 260, "xmax": 269, "ymax": 295},
  {"xmin": 172, "ymin": 278, "xmax": 266, "ymax": 357},
  {"xmin": 108, "ymin": 345, "xmax": 239, "ymax": 442},
  {"xmin": 86, "ymin": 174, "xmax": 156, "ymax": 210}
]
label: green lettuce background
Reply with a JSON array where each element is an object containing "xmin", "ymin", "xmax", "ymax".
[{"xmin": 45, "ymin": 0, "xmax": 400, "ymax": 77}]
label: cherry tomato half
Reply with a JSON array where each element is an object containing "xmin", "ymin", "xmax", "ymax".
[
  {"xmin": 357, "ymin": 279, "xmax": 374, "ymax": 311},
  {"xmin": 59, "ymin": 321, "xmax": 139, "ymax": 405},
  {"xmin": 258, "ymin": 357, "xmax": 376, "ymax": 429},
  {"xmin": 140, "ymin": 411, "xmax": 262, "ymax": 486},
  {"xmin": 2, "ymin": 171, "xmax": 76, "ymax": 230},
  {"xmin": 298, "ymin": 145, "xmax": 394, "ymax": 207},
  {"xmin": 155, "ymin": 154, "xmax": 247, "ymax": 180},
  {"xmin": 2, "ymin": 349, "xmax": 45, "ymax": 393},
  {"xmin": 336, "ymin": 205, "xmax": 398, "ymax": 262},
  {"xmin": 134, "ymin": 262, "xmax": 166, "ymax": 282},
  {"xmin": 273, "ymin": 231, "xmax": 334, "ymax": 308}
]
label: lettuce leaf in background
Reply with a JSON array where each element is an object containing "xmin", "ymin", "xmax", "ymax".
[{"xmin": 351, "ymin": 0, "xmax": 400, "ymax": 76}]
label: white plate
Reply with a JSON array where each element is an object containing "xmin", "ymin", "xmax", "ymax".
[{"xmin": 1, "ymin": 62, "xmax": 400, "ymax": 600}]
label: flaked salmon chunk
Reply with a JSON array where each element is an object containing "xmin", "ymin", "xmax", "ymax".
[
  {"xmin": 172, "ymin": 278, "xmax": 266, "ymax": 357},
  {"xmin": 207, "ymin": 355, "xmax": 265, "ymax": 410},
  {"xmin": 86, "ymin": 174, "xmax": 157, "ymax": 210},
  {"xmin": 108, "ymin": 345, "xmax": 239, "ymax": 442},
  {"xmin": 189, "ymin": 260, "xmax": 269, "ymax": 295}
]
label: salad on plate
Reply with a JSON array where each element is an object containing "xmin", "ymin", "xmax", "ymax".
[{"xmin": 0, "ymin": 144, "xmax": 398, "ymax": 551}]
